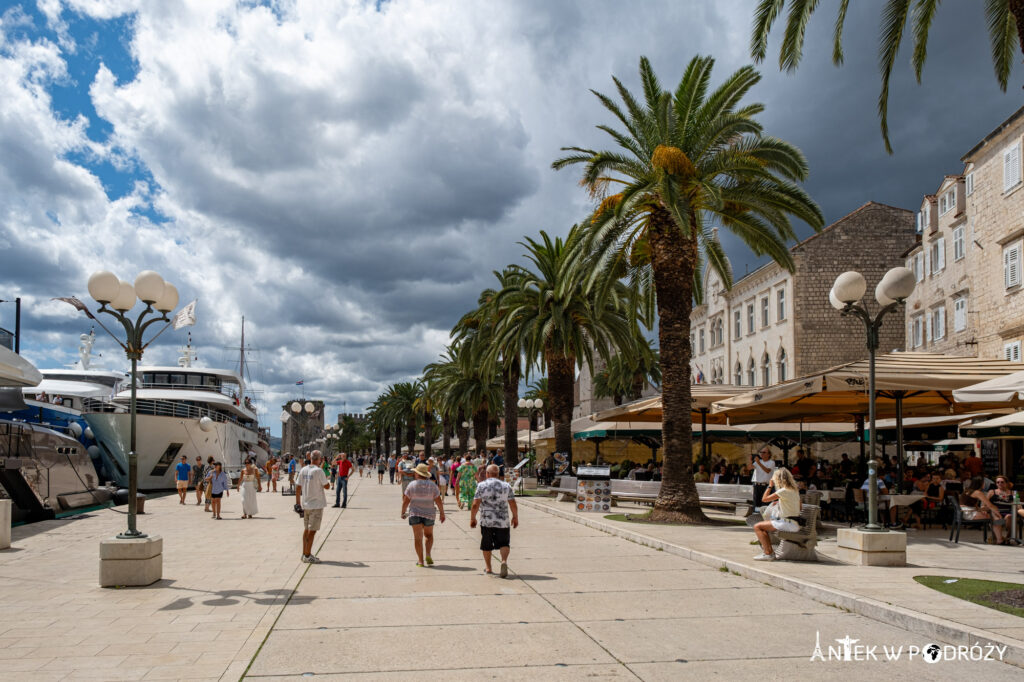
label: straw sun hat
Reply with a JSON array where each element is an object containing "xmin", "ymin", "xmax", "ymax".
[{"xmin": 412, "ymin": 463, "xmax": 431, "ymax": 478}]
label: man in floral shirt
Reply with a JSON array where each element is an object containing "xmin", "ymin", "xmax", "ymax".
[{"xmin": 470, "ymin": 464, "xmax": 518, "ymax": 578}]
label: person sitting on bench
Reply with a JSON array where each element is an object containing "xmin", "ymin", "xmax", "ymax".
[{"xmin": 751, "ymin": 467, "xmax": 801, "ymax": 562}]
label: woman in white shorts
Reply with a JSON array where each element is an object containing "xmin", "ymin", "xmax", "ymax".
[{"xmin": 751, "ymin": 467, "xmax": 801, "ymax": 561}]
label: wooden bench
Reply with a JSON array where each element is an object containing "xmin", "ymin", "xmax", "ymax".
[
  {"xmin": 695, "ymin": 483, "xmax": 753, "ymax": 514},
  {"xmin": 773, "ymin": 504, "xmax": 821, "ymax": 561},
  {"xmin": 541, "ymin": 476, "xmax": 578, "ymax": 502},
  {"xmin": 609, "ymin": 480, "xmax": 660, "ymax": 505}
]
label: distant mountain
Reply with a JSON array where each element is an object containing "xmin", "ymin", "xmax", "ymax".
[{"xmin": 268, "ymin": 436, "xmax": 282, "ymax": 453}]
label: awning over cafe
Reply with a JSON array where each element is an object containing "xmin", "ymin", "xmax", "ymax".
[
  {"xmin": 953, "ymin": 370, "xmax": 1024, "ymax": 403},
  {"xmin": 960, "ymin": 412, "xmax": 1024, "ymax": 439}
]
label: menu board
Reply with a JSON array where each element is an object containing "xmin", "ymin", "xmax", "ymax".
[
  {"xmin": 576, "ymin": 478, "xmax": 612, "ymax": 513},
  {"xmin": 981, "ymin": 439, "xmax": 1000, "ymax": 476}
]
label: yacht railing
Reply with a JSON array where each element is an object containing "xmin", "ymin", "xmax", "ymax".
[
  {"xmin": 82, "ymin": 398, "xmax": 255, "ymax": 429},
  {"xmin": 131, "ymin": 383, "xmax": 255, "ymax": 411}
]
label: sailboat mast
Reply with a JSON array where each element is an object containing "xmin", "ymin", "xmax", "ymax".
[{"xmin": 239, "ymin": 316, "xmax": 246, "ymax": 395}]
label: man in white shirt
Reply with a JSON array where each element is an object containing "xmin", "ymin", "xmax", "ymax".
[
  {"xmin": 295, "ymin": 450, "xmax": 330, "ymax": 564},
  {"xmin": 751, "ymin": 447, "xmax": 776, "ymax": 511}
]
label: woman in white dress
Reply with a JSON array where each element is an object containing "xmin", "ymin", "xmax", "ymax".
[{"xmin": 237, "ymin": 458, "xmax": 262, "ymax": 518}]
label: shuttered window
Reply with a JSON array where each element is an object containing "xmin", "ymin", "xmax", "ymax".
[
  {"xmin": 1005, "ymin": 341, "xmax": 1022, "ymax": 362},
  {"xmin": 1005, "ymin": 142, "xmax": 1021, "ymax": 192},
  {"xmin": 1006, "ymin": 243, "xmax": 1022, "ymax": 289},
  {"xmin": 953, "ymin": 296, "xmax": 967, "ymax": 332}
]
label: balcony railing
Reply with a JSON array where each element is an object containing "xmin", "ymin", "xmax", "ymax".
[{"xmin": 82, "ymin": 398, "xmax": 255, "ymax": 429}]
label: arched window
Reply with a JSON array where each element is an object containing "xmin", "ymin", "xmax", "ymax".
[
  {"xmin": 761, "ymin": 352, "xmax": 771, "ymax": 386},
  {"xmin": 747, "ymin": 358, "xmax": 756, "ymax": 386},
  {"xmin": 735, "ymin": 362, "xmax": 743, "ymax": 386},
  {"xmin": 716, "ymin": 318, "xmax": 724, "ymax": 346},
  {"xmin": 778, "ymin": 348, "xmax": 788, "ymax": 382}
]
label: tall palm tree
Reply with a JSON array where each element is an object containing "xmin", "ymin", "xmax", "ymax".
[
  {"xmin": 554, "ymin": 56, "xmax": 823, "ymax": 522},
  {"xmin": 453, "ymin": 268, "xmax": 528, "ymax": 467},
  {"xmin": 387, "ymin": 381, "xmax": 422, "ymax": 455},
  {"xmin": 424, "ymin": 342, "xmax": 501, "ymax": 458},
  {"xmin": 492, "ymin": 225, "xmax": 637, "ymax": 463},
  {"xmin": 750, "ymin": 0, "xmax": 1023, "ymax": 153}
]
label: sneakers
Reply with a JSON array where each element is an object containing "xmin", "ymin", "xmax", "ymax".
[
  {"xmin": 301, "ymin": 555, "xmax": 322, "ymax": 564},
  {"xmin": 753, "ymin": 552, "xmax": 776, "ymax": 561},
  {"xmin": 499, "ymin": 561, "xmax": 508, "ymax": 578},
  {"xmin": 301, "ymin": 555, "xmax": 311, "ymax": 563},
  {"xmin": 425, "ymin": 556, "xmax": 434, "ymax": 566}
]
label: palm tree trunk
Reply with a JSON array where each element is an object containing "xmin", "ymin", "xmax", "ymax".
[
  {"xmin": 394, "ymin": 424, "xmax": 402, "ymax": 457},
  {"xmin": 442, "ymin": 414, "xmax": 452, "ymax": 458},
  {"xmin": 502, "ymin": 358, "xmax": 520, "ymax": 465},
  {"xmin": 629, "ymin": 374, "xmax": 644, "ymax": 401},
  {"xmin": 423, "ymin": 410, "xmax": 433, "ymax": 458},
  {"xmin": 546, "ymin": 348, "xmax": 576, "ymax": 466},
  {"xmin": 375, "ymin": 430, "xmax": 382, "ymax": 458},
  {"xmin": 472, "ymin": 407, "xmax": 489, "ymax": 458},
  {"xmin": 383, "ymin": 429, "xmax": 390, "ymax": 460},
  {"xmin": 405, "ymin": 417, "xmax": 416, "ymax": 457},
  {"xmin": 456, "ymin": 408, "xmax": 468, "ymax": 457},
  {"xmin": 647, "ymin": 208, "xmax": 705, "ymax": 523}
]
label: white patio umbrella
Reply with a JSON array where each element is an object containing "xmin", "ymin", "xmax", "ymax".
[{"xmin": 953, "ymin": 370, "xmax": 1024, "ymax": 403}]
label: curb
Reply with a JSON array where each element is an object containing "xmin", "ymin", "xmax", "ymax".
[{"xmin": 518, "ymin": 498, "xmax": 1024, "ymax": 669}]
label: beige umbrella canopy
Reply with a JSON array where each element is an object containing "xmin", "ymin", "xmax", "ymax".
[
  {"xmin": 485, "ymin": 429, "xmax": 534, "ymax": 451},
  {"xmin": 711, "ymin": 352, "xmax": 1024, "ymax": 425},
  {"xmin": 953, "ymin": 369, "xmax": 1024, "ymax": 403},
  {"xmin": 593, "ymin": 385, "xmax": 750, "ymax": 424},
  {"xmin": 429, "ymin": 436, "xmax": 476, "ymax": 450}
]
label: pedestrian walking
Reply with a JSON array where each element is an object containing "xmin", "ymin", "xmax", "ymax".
[
  {"xmin": 287, "ymin": 454, "xmax": 297, "ymax": 491},
  {"xmin": 388, "ymin": 455, "xmax": 396, "ymax": 484},
  {"xmin": 401, "ymin": 463, "xmax": 445, "ymax": 567},
  {"xmin": 237, "ymin": 458, "xmax": 262, "ymax": 518},
  {"xmin": 203, "ymin": 456, "xmax": 215, "ymax": 512},
  {"xmin": 192, "ymin": 456, "xmax": 205, "ymax": 505},
  {"xmin": 270, "ymin": 456, "xmax": 280, "ymax": 493},
  {"xmin": 470, "ymin": 464, "xmax": 518, "ymax": 577},
  {"xmin": 437, "ymin": 458, "xmax": 449, "ymax": 497},
  {"xmin": 377, "ymin": 456, "xmax": 386, "ymax": 484},
  {"xmin": 356, "ymin": 454, "xmax": 365, "ymax": 478},
  {"xmin": 398, "ymin": 454, "xmax": 415, "ymax": 494},
  {"xmin": 296, "ymin": 450, "xmax": 330, "ymax": 563},
  {"xmin": 208, "ymin": 462, "xmax": 230, "ymax": 520},
  {"xmin": 175, "ymin": 455, "xmax": 191, "ymax": 504},
  {"xmin": 333, "ymin": 452, "xmax": 353, "ymax": 508},
  {"xmin": 456, "ymin": 457, "xmax": 478, "ymax": 510}
]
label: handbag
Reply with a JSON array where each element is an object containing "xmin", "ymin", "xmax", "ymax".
[{"xmin": 761, "ymin": 500, "xmax": 781, "ymax": 522}]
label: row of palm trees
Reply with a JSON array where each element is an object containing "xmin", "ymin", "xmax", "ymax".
[{"xmin": 363, "ymin": 55, "xmax": 823, "ymax": 523}]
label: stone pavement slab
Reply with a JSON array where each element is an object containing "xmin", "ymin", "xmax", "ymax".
[{"xmin": 3, "ymin": 471, "xmax": 1022, "ymax": 680}]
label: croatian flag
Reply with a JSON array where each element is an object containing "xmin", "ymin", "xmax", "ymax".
[{"xmin": 295, "ymin": 380, "xmax": 304, "ymax": 386}]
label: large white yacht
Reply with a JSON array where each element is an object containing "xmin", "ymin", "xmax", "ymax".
[
  {"xmin": 83, "ymin": 341, "xmax": 269, "ymax": 490},
  {"xmin": 0, "ymin": 332, "xmax": 130, "ymax": 485}
]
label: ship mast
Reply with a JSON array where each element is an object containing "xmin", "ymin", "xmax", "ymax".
[{"xmin": 239, "ymin": 316, "xmax": 246, "ymax": 396}]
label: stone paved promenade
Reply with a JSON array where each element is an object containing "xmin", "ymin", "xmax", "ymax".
[{"xmin": 0, "ymin": 475, "xmax": 1021, "ymax": 680}]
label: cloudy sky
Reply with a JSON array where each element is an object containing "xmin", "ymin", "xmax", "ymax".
[{"xmin": 0, "ymin": 0, "xmax": 1018, "ymax": 435}]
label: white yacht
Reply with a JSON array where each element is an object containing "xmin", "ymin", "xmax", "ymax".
[
  {"xmin": 1, "ymin": 332, "xmax": 130, "ymax": 485},
  {"xmin": 83, "ymin": 340, "xmax": 268, "ymax": 490}
]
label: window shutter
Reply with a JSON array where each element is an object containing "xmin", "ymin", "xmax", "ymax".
[
  {"xmin": 925, "ymin": 315, "xmax": 932, "ymax": 343},
  {"xmin": 937, "ymin": 238, "xmax": 945, "ymax": 271},
  {"xmin": 935, "ymin": 308, "xmax": 944, "ymax": 339},
  {"xmin": 1005, "ymin": 143, "xmax": 1021, "ymax": 191},
  {"xmin": 1007, "ymin": 245, "xmax": 1022, "ymax": 288},
  {"xmin": 966, "ymin": 172, "xmax": 974, "ymax": 196},
  {"xmin": 923, "ymin": 250, "xmax": 930, "ymax": 277}
]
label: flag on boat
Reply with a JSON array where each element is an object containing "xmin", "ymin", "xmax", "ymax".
[
  {"xmin": 296, "ymin": 380, "xmax": 304, "ymax": 386},
  {"xmin": 52, "ymin": 296, "xmax": 95, "ymax": 319},
  {"xmin": 172, "ymin": 299, "xmax": 197, "ymax": 330}
]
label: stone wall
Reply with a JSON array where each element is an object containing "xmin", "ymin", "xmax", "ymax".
[{"xmin": 792, "ymin": 202, "xmax": 916, "ymax": 374}]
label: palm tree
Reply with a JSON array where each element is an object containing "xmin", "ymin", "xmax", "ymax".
[
  {"xmin": 387, "ymin": 382, "xmax": 422, "ymax": 455},
  {"xmin": 554, "ymin": 56, "xmax": 823, "ymax": 522},
  {"xmin": 453, "ymin": 268, "xmax": 528, "ymax": 467},
  {"xmin": 492, "ymin": 225, "xmax": 637, "ymax": 464},
  {"xmin": 594, "ymin": 336, "xmax": 661, "ymax": 405},
  {"xmin": 424, "ymin": 342, "xmax": 502, "ymax": 458},
  {"xmin": 749, "ymin": 0, "xmax": 1023, "ymax": 154}
]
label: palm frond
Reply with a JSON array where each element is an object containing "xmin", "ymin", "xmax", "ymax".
[
  {"xmin": 877, "ymin": 0, "xmax": 913, "ymax": 154},
  {"xmin": 780, "ymin": 0, "xmax": 822, "ymax": 72},
  {"xmin": 911, "ymin": 0, "xmax": 940, "ymax": 83},
  {"xmin": 832, "ymin": 0, "xmax": 850, "ymax": 65},
  {"xmin": 985, "ymin": 0, "xmax": 1016, "ymax": 91},
  {"xmin": 751, "ymin": 0, "xmax": 787, "ymax": 62}
]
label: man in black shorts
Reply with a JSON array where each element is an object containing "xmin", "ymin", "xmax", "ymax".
[{"xmin": 470, "ymin": 464, "xmax": 518, "ymax": 578}]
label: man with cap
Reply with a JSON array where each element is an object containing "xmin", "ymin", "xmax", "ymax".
[
  {"xmin": 174, "ymin": 454, "xmax": 191, "ymax": 505},
  {"xmin": 401, "ymin": 462, "xmax": 445, "ymax": 567}
]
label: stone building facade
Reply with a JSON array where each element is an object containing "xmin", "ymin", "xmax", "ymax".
[
  {"xmin": 691, "ymin": 202, "xmax": 916, "ymax": 386},
  {"xmin": 280, "ymin": 399, "xmax": 325, "ymax": 456},
  {"xmin": 905, "ymin": 106, "xmax": 1024, "ymax": 362}
]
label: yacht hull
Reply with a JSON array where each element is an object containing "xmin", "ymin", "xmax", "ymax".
[{"xmin": 84, "ymin": 412, "xmax": 267, "ymax": 490}]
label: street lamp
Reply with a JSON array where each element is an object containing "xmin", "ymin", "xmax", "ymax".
[
  {"xmin": 84, "ymin": 269, "xmax": 181, "ymax": 538},
  {"xmin": 829, "ymin": 266, "xmax": 915, "ymax": 532},
  {"xmin": 517, "ymin": 397, "xmax": 544, "ymax": 459}
]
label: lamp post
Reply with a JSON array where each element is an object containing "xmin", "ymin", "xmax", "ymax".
[
  {"xmin": 517, "ymin": 398, "xmax": 544, "ymax": 460},
  {"xmin": 829, "ymin": 267, "xmax": 916, "ymax": 532},
  {"xmin": 84, "ymin": 270, "xmax": 181, "ymax": 538}
]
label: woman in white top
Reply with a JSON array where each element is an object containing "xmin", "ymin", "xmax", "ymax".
[{"xmin": 751, "ymin": 467, "xmax": 801, "ymax": 562}]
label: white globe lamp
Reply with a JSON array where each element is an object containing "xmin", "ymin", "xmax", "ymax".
[
  {"xmin": 133, "ymin": 271, "xmax": 165, "ymax": 305},
  {"xmin": 155, "ymin": 283, "xmax": 179, "ymax": 313},
  {"xmin": 87, "ymin": 271, "xmax": 120, "ymax": 305},
  {"xmin": 111, "ymin": 281, "xmax": 137, "ymax": 312}
]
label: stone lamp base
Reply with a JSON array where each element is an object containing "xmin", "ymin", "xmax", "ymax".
[
  {"xmin": 99, "ymin": 535, "xmax": 163, "ymax": 587},
  {"xmin": 836, "ymin": 528, "xmax": 907, "ymax": 566}
]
